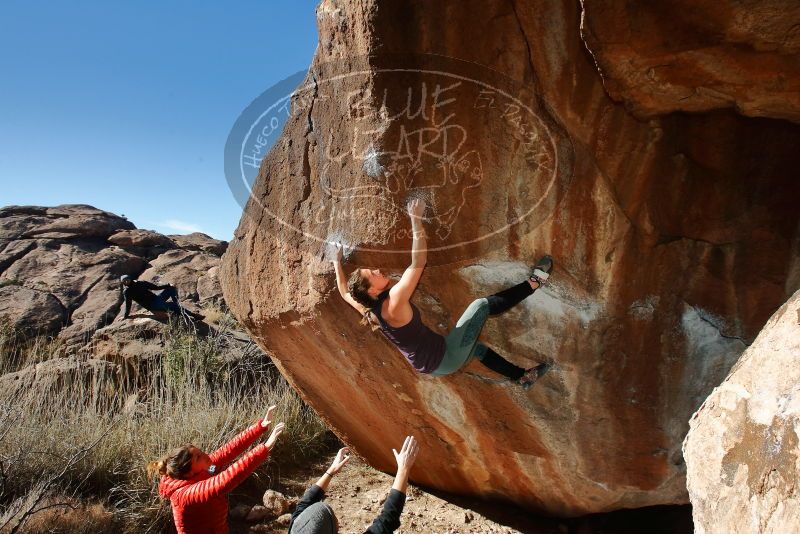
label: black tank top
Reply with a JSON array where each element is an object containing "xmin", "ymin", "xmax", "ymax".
[{"xmin": 371, "ymin": 290, "xmax": 446, "ymax": 374}]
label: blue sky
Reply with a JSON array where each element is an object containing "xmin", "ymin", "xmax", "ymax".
[{"xmin": 0, "ymin": 1, "xmax": 319, "ymax": 240}]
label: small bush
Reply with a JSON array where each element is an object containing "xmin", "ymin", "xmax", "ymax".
[{"xmin": 197, "ymin": 304, "xmax": 233, "ymax": 328}]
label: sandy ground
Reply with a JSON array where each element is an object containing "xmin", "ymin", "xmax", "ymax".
[{"xmin": 230, "ymin": 456, "xmax": 692, "ymax": 534}]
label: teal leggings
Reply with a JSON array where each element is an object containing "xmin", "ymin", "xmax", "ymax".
[{"xmin": 430, "ymin": 298, "xmax": 491, "ymax": 376}]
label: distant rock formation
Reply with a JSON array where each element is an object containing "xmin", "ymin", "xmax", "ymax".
[
  {"xmin": 0, "ymin": 204, "xmax": 227, "ymax": 345},
  {"xmin": 0, "ymin": 204, "xmax": 243, "ymax": 403},
  {"xmin": 221, "ymin": 0, "xmax": 800, "ymax": 516},
  {"xmin": 684, "ymin": 290, "xmax": 800, "ymax": 533}
]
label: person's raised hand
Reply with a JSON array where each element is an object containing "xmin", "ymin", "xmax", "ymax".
[
  {"xmin": 328, "ymin": 447, "xmax": 352, "ymax": 475},
  {"xmin": 265, "ymin": 422, "xmax": 285, "ymax": 450},
  {"xmin": 261, "ymin": 405, "xmax": 277, "ymax": 428},
  {"xmin": 407, "ymin": 198, "xmax": 426, "ymax": 221},
  {"xmin": 392, "ymin": 436, "xmax": 420, "ymax": 473}
]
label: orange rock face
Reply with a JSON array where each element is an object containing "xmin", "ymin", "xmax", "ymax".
[
  {"xmin": 221, "ymin": 0, "xmax": 800, "ymax": 515},
  {"xmin": 581, "ymin": 0, "xmax": 800, "ymax": 122}
]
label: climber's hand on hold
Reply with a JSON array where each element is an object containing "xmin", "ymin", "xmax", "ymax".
[
  {"xmin": 407, "ymin": 198, "xmax": 426, "ymax": 223},
  {"xmin": 333, "ymin": 242, "xmax": 345, "ymax": 264}
]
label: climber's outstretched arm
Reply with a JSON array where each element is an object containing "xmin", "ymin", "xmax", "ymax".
[
  {"xmin": 332, "ymin": 245, "xmax": 367, "ymax": 315},
  {"xmin": 388, "ymin": 199, "xmax": 427, "ymax": 308}
]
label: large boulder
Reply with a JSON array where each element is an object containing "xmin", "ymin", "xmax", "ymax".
[
  {"xmin": 0, "ymin": 285, "xmax": 67, "ymax": 338},
  {"xmin": 86, "ymin": 318, "xmax": 169, "ymax": 364},
  {"xmin": 137, "ymin": 249, "xmax": 222, "ymax": 307},
  {"xmin": 0, "ymin": 205, "xmax": 134, "ymax": 240},
  {"xmin": 108, "ymin": 229, "xmax": 177, "ymax": 260},
  {"xmin": 683, "ymin": 290, "xmax": 800, "ymax": 533},
  {"xmin": 168, "ymin": 233, "xmax": 228, "ymax": 256},
  {"xmin": 83, "ymin": 318, "xmax": 170, "ymax": 390},
  {"xmin": 197, "ymin": 265, "xmax": 224, "ymax": 304},
  {"xmin": 221, "ymin": 0, "xmax": 800, "ymax": 516},
  {"xmin": 108, "ymin": 229, "xmax": 176, "ymax": 249},
  {"xmin": 0, "ymin": 205, "xmax": 146, "ymax": 344}
]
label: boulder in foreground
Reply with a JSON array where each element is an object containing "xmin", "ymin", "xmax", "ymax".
[{"xmin": 683, "ymin": 290, "xmax": 800, "ymax": 534}]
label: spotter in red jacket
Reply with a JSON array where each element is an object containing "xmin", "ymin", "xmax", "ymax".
[{"xmin": 158, "ymin": 420, "xmax": 269, "ymax": 534}]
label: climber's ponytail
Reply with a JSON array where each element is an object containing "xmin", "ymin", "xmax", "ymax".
[
  {"xmin": 146, "ymin": 458, "xmax": 168, "ymax": 479},
  {"xmin": 348, "ymin": 269, "xmax": 381, "ymax": 331},
  {"xmin": 360, "ymin": 309, "xmax": 380, "ymax": 331},
  {"xmin": 147, "ymin": 445, "xmax": 194, "ymax": 480}
]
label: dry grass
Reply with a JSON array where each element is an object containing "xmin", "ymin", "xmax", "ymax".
[
  {"xmin": 0, "ymin": 319, "xmax": 330, "ymax": 533},
  {"xmin": 0, "ymin": 321, "xmax": 65, "ymax": 374},
  {"xmin": 197, "ymin": 303, "xmax": 227, "ymax": 326},
  {"xmin": 3, "ymin": 495, "xmax": 116, "ymax": 534}
]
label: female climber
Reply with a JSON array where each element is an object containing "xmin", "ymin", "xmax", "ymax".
[
  {"xmin": 332, "ymin": 198, "xmax": 552, "ymax": 390},
  {"xmin": 150, "ymin": 406, "xmax": 285, "ymax": 534}
]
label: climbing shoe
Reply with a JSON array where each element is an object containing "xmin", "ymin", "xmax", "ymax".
[
  {"xmin": 530, "ymin": 255, "xmax": 553, "ymax": 287},
  {"xmin": 519, "ymin": 361, "xmax": 552, "ymax": 391}
]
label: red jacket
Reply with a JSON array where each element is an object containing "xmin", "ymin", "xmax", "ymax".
[{"xmin": 158, "ymin": 420, "xmax": 270, "ymax": 534}]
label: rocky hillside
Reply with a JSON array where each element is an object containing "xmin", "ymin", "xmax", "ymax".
[
  {"xmin": 220, "ymin": 0, "xmax": 800, "ymax": 517},
  {"xmin": 0, "ymin": 204, "xmax": 237, "ymax": 396},
  {"xmin": 0, "ymin": 204, "xmax": 226, "ymax": 341}
]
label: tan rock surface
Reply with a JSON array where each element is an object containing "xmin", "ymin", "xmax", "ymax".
[
  {"xmin": 1, "ymin": 238, "xmax": 146, "ymax": 344},
  {"xmin": 83, "ymin": 318, "xmax": 170, "ymax": 389},
  {"xmin": 168, "ymin": 232, "xmax": 228, "ymax": 256},
  {"xmin": 260, "ymin": 489, "xmax": 290, "ymax": 519},
  {"xmin": 197, "ymin": 265, "xmax": 224, "ymax": 304},
  {"xmin": 221, "ymin": 0, "xmax": 800, "ymax": 515},
  {"xmin": 0, "ymin": 204, "xmax": 262, "ymax": 408},
  {"xmin": 138, "ymin": 249, "xmax": 222, "ymax": 307},
  {"xmin": 683, "ymin": 290, "xmax": 800, "ymax": 533},
  {"xmin": 0, "ymin": 205, "xmax": 134, "ymax": 240},
  {"xmin": 108, "ymin": 229, "xmax": 178, "ymax": 260},
  {"xmin": 0, "ymin": 285, "xmax": 67, "ymax": 338},
  {"xmin": 580, "ymin": 0, "xmax": 800, "ymax": 122},
  {"xmin": 108, "ymin": 229, "xmax": 177, "ymax": 249}
]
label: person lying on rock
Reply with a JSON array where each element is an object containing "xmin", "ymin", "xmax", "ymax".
[
  {"xmin": 119, "ymin": 274, "xmax": 203, "ymax": 321},
  {"xmin": 288, "ymin": 436, "xmax": 420, "ymax": 534},
  {"xmin": 150, "ymin": 406, "xmax": 285, "ymax": 534},
  {"xmin": 332, "ymin": 198, "xmax": 552, "ymax": 390}
]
